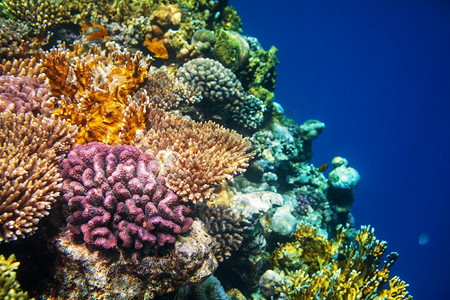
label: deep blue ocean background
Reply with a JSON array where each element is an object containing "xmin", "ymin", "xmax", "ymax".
[{"xmin": 231, "ymin": 0, "xmax": 450, "ymax": 298}]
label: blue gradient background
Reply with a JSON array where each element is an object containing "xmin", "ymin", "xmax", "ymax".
[{"xmin": 231, "ymin": 0, "xmax": 450, "ymax": 298}]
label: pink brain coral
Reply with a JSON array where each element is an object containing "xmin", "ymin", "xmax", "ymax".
[{"xmin": 61, "ymin": 142, "xmax": 193, "ymax": 251}]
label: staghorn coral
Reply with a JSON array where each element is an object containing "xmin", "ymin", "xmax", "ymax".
[
  {"xmin": 0, "ymin": 0, "xmax": 70, "ymax": 37},
  {"xmin": 264, "ymin": 222, "xmax": 412, "ymax": 299},
  {"xmin": 0, "ymin": 19, "xmax": 30, "ymax": 59},
  {"xmin": 0, "ymin": 254, "xmax": 30, "ymax": 299},
  {"xmin": 134, "ymin": 66, "xmax": 200, "ymax": 111},
  {"xmin": 40, "ymin": 42, "xmax": 152, "ymax": 145},
  {"xmin": 0, "ymin": 112, "xmax": 77, "ymax": 242},
  {"xmin": 0, "ymin": 57, "xmax": 44, "ymax": 78},
  {"xmin": 61, "ymin": 142, "xmax": 194, "ymax": 251},
  {"xmin": 0, "ymin": 75, "xmax": 53, "ymax": 116},
  {"xmin": 134, "ymin": 109, "xmax": 253, "ymax": 202},
  {"xmin": 200, "ymin": 204, "xmax": 246, "ymax": 261}
]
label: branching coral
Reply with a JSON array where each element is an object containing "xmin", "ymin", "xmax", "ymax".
[
  {"xmin": 264, "ymin": 222, "xmax": 412, "ymax": 299},
  {"xmin": 134, "ymin": 109, "xmax": 253, "ymax": 202},
  {"xmin": 0, "ymin": 0, "xmax": 70, "ymax": 37},
  {"xmin": 61, "ymin": 142, "xmax": 193, "ymax": 251},
  {"xmin": 200, "ymin": 204, "xmax": 246, "ymax": 261},
  {"xmin": 0, "ymin": 75, "xmax": 53, "ymax": 116},
  {"xmin": 0, "ymin": 112, "xmax": 77, "ymax": 242},
  {"xmin": 134, "ymin": 66, "xmax": 200, "ymax": 111},
  {"xmin": 40, "ymin": 42, "xmax": 152, "ymax": 145},
  {"xmin": 0, "ymin": 254, "xmax": 30, "ymax": 299}
]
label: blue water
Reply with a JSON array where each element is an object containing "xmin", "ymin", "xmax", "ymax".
[{"xmin": 231, "ymin": 0, "xmax": 450, "ymax": 298}]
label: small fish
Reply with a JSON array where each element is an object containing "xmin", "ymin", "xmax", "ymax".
[
  {"xmin": 418, "ymin": 233, "xmax": 430, "ymax": 245},
  {"xmin": 144, "ymin": 37, "xmax": 169, "ymax": 59},
  {"xmin": 317, "ymin": 163, "xmax": 328, "ymax": 173},
  {"xmin": 211, "ymin": 114, "xmax": 222, "ymax": 120},
  {"xmin": 81, "ymin": 22, "xmax": 109, "ymax": 40}
]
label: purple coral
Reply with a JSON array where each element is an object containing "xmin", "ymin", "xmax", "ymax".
[{"xmin": 61, "ymin": 142, "xmax": 193, "ymax": 250}]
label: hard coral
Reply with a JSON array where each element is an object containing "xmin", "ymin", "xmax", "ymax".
[
  {"xmin": 0, "ymin": 254, "xmax": 30, "ymax": 299},
  {"xmin": 0, "ymin": 112, "xmax": 77, "ymax": 242},
  {"xmin": 0, "ymin": 75, "xmax": 53, "ymax": 115},
  {"xmin": 134, "ymin": 109, "xmax": 253, "ymax": 203},
  {"xmin": 61, "ymin": 142, "xmax": 194, "ymax": 251},
  {"xmin": 0, "ymin": 0, "xmax": 70, "ymax": 37},
  {"xmin": 40, "ymin": 42, "xmax": 152, "ymax": 145},
  {"xmin": 200, "ymin": 204, "xmax": 246, "ymax": 261},
  {"xmin": 134, "ymin": 66, "xmax": 200, "ymax": 111},
  {"xmin": 265, "ymin": 222, "xmax": 412, "ymax": 299}
]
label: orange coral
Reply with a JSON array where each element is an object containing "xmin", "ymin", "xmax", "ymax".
[
  {"xmin": 40, "ymin": 42, "xmax": 152, "ymax": 145},
  {"xmin": 134, "ymin": 109, "xmax": 253, "ymax": 202}
]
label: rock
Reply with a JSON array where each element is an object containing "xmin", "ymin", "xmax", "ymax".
[{"xmin": 44, "ymin": 220, "xmax": 217, "ymax": 299}]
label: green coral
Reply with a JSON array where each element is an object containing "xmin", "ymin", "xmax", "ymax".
[
  {"xmin": 265, "ymin": 222, "xmax": 412, "ymax": 300},
  {"xmin": 213, "ymin": 29, "xmax": 248, "ymax": 71},
  {"xmin": 0, "ymin": 254, "xmax": 30, "ymax": 300}
]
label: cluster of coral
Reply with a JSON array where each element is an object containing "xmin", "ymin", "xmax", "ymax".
[{"xmin": 0, "ymin": 0, "xmax": 411, "ymax": 299}]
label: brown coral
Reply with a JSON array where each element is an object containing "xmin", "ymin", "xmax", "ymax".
[
  {"xmin": 40, "ymin": 42, "xmax": 152, "ymax": 145},
  {"xmin": 200, "ymin": 204, "xmax": 246, "ymax": 261},
  {"xmin": 134, "ymin": 66, "xmax": 200, "ymax": 110},
  {"xmin": 0, "ymin": 112, "xmax": 77, "ymax": 242},
  {"xmin": 134, "ymin": 109, "xmax": 253, "ymax": 202},
  {"xmin": 0, "ymin": 57, "xmax": 44, "ymax": 78}
]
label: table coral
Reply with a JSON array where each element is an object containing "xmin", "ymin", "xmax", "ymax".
[
  {"xmin": 0, "ymin": 112, "xmax": 77, "ymax": 242},
  {"xmin": 134, "ymin": 109, "xmax": 253, "ymax": 203},
  {"xmin": 264, "ymin": 222, "xmax": 412, "ymax": 299},
  {"xmin": 0, "ymin": 254, "xmax": 30, "ymax": 299},
  {"xmin": 61, "ymin": 142, "xmax": 194, "ymax": 251},
  {"xmin": 40, "ymin": 42, "xmax": 152, "ymax": 145}
]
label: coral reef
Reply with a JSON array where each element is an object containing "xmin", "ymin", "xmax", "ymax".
[
  {"xmin": 61, "ymin": 142, "xmax": 193, "ymax": 251},
  {"xmin": 0, "ymin": 254, "xmax": 30, "ymax": 299},
  {"xmin": 176, "ymin": 275, "xmax": 230, "ymax": 300},
  {"xmin": 0, "ymin": 0, "xmax": 70, "ymax": 36},
  {"xmin": 134, "ymin": 66, "xmax": 200, "ymax": 110},
  {"xmin": 213, "ymin": 29, "xmax": 249, "ymax": 71},
  {"xmin": 0, "ymin": 75, "xmax": 53, "ymax": 115},
  {"xmin": 0, "ymin": 112, "xmax": 76, "ymax": 242},
  {"xmin": 177, "ymin": 57, "xmax": 245, "ymax": 113},
  {"xmin": 46, "ymin": 220, "xmax": 217, "ymax": 299},
  {"xmin": 134, "ymin": 109, "xmax": 253, "ymax": 202},
  {"xmin": 40, "ymin": 42, "xmax": 152, "ymax": 145},
  {"xmin": 200, "ymin": 204, "xmax": 246, "ymax": 261},
  {"xmin": 263, "ymin": 222, "xmax": 412, "ymax": 299},
  {"xmin": 327, "ymin": 156, "xmax": 360, "ymax": 222}
]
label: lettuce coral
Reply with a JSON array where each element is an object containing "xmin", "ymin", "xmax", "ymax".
[{"xmin": 263, "ymin": 222, "xmax": 412, "ymax": 299}]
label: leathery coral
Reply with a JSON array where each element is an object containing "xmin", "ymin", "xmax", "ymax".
[
  {"xmin": 0, "ymin": 112, "xmax": 77, "ymax": 242},
  {"xmin": 61, "ymin": 142, "xmax": 194, "ymax": 251},
  {"xmin": 134, "ymin": 109, "xmax": 254, "ymax": 203},
  {"xmin": 40, "ymin": 42, "xmax": 152, "ymax": 145},
  {"xmin": 263, "ymin": 222, "xmax": 412, "ymax": 299}
]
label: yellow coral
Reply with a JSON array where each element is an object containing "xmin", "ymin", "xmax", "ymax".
[
  {"xmin": 269, "ymin": 222, "xmax": 412, "ymax": 300},
  {"xmin": 40, "ymin": 42, "xmax": 151, "ymax": 145},
  {"xmin": 0, "ymin": 254, "xmax": 30, "ymax": 299}
]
